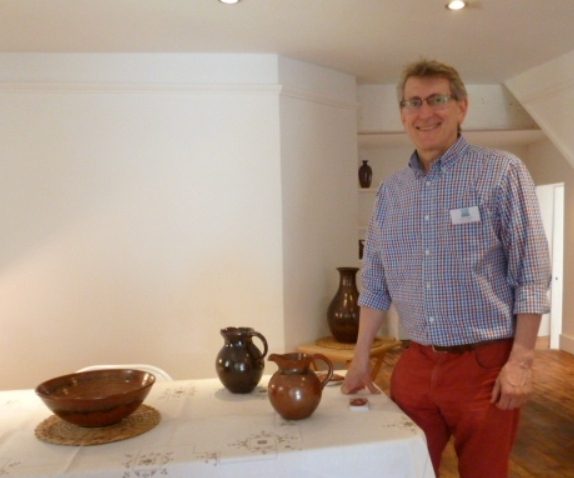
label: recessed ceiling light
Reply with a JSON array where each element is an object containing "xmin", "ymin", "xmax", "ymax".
[
  {"xmin": 219, "ymin": 0, "xmax": 240, "ymax": 4},
  {"xmin": 446, "ymin": 0, "xmax": 466, "ymax": 10}
]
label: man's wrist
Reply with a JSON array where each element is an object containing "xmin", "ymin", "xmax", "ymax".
[{"xmin": 508, "ymin": 346, "xmax": 535, "ymax": 368}]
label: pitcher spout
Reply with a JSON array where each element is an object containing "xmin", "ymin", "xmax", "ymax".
[{"xmin": 268, "ymin": 353, "xmax": 312, "ymax": 373}]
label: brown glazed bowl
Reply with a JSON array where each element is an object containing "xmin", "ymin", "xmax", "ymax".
[{"xmin": 35, "ymin": 369, "xmax": 156, "ymax": 427}]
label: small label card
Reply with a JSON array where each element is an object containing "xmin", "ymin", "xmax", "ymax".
[{"xmin": 450, "ymin": 206, "xmax": 481, "ymax": 225}]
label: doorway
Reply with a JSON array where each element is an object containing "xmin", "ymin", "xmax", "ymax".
[{"xmin": 535, "ymin": 183, "xmax": 565, "ymax": 349}]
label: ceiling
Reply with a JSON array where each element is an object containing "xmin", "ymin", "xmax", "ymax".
[{"xmin": 1, "ymin": 0, "xmax": 574, "ymax": 85}]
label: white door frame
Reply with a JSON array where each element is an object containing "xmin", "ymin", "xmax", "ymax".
[
  {"xmin": 535, "ymin": 182, "xmax": 564, "ymax": 349},
  {"xmin": 549, "ymin": 184, "xmax": 564, "ymax": 349}
]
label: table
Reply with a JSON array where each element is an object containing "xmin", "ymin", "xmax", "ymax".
[
  {"xmin": 297, "ymin": 336, "xmax": 402, "ymax": 379},
  {"xmin": 0, "ymin": 376, "xmax": 434, "ymax": 478}
]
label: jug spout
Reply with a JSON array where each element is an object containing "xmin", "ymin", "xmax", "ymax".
[
  {"xmin": 268, "ymin": 353, "xmax": 282, "ymax": 364},
  {"xmin": 268, "ymin": 352, "xmax": 316, "ymax": 373}
]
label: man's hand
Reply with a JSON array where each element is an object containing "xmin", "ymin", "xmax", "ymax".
[
  {"xmin": 491, "ymin": 313, "xmax": 540, "ymax": 410},
  {"xmin": 341, "ymin": 361, "xmax": 381, "ymax": 395},
  {"xmin": 491, "ymin": 358, "xmax": 533, "ymax": 410},
  {"xmin": 341, "ymin": 306, "xmax": 387, "ymax": 395}
]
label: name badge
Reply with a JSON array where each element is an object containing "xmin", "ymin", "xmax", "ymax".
[{"xmin": 450, "ymin": 206, "xmax": 481, "ymax": 225}]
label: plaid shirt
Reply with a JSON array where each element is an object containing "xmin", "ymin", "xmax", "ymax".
[{"xmin": 359, "ymin": 136, "xmax": 551, "ymax": 346}]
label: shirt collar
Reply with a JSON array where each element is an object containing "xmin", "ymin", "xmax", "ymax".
[{"xmin": 408, "ymin": 136, "xmax": 469, "ymax": 177}]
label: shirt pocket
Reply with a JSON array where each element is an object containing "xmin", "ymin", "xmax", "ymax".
[{"xmin": 445, "ymin": 205, "xmax": 499, "ymax": 283}]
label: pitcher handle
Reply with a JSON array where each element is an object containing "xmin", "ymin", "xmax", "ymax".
[
  {"xmin": 251, "ymin": 331, "xmax": 269, "ymax": 359},
  {"xmin": 312, "ymin": 353, "xmax": 334, "ymax": 389}
]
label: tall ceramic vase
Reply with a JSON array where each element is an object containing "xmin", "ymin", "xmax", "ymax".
[{"xmin": 326, "ymin": 267, "xmax": 360, "ymax": 343}]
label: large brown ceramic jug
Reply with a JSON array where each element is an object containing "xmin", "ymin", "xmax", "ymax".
[
  {"xmin": 267, "ymin": 352, "xmax": 333, "ymax": 420},
  {"xmin": 216, "ymin": 327, "xmax": 268, "ymax": 394}
]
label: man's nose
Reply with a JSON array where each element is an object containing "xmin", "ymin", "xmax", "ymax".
[{"xmin": 416, "ymin": 102, "xmax": 436, "ymax": 117}]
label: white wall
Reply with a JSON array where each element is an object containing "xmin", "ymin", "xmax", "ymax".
[
  {"xmin": 0, "ymin": 54, "xmax": 358, "ymax": 389},
  {"xmin": 279, "ymin": 101, "xmax": 357, "ymax": 349}
]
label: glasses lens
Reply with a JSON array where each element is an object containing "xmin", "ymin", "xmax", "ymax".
[
  {"xmin": 401, "ymin": 97, "xmax": 422, "ymax": 109},
  {"xmin": 427, "ymin": 94, "xmax": 451, "ymax": 107}
]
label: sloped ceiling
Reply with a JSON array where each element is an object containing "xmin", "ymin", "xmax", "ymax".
[{"xmin": 507, "ymin": 51, "xmax": 574, "ymax": 166}]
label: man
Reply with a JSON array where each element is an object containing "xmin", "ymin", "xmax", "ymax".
[{"xmin": 342, "ymin": 59, "xmax": 551, "ymax": 478}]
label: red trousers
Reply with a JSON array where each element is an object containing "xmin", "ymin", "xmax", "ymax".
[{"xmin": 390, "ymin": 339, "xmax": 520, "ymax": 478}]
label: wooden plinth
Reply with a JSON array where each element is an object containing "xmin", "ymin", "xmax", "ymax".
[{"xmin": 297, "ymin": 336, "xmax": 401, "ymax": 379}]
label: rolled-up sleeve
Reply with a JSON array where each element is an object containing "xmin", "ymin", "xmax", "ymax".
[
  {"xmin": 498, "ymin": 158, "xmax": 552, "ymax": 315},
  {"xmin": 358, "ymin": 186, "xmax": 392, "ymax": 311}
]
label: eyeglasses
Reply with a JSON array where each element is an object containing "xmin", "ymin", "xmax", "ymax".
[{"xmin": 399, "ymin": 94, "xmax": 455, "ymax": 111}]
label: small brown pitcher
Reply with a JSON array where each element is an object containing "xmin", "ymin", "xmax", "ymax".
[
  {"xmin": 216, "ymin": 327, "xmax": 268, "ymax": 394},
  {"xmin": 267, "ymin": 352, "xmax": 333, "ymax": 420}
]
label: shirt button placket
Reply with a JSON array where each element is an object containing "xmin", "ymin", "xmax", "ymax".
[{"xmin": 421, "ymin": 175, "xmax": 437, "ymax": 337}]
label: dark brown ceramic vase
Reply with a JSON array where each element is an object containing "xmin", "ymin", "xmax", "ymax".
[
  {"xmin": 267, "ymin": 352, "xmax": 333, "ymax": 420},
  {"xmin": 216, "ymin": 327, "xmax": 268, "ymax": 394},
  {"xmin": 358, "ymin": 160, "xmax": 372, "ymax": 188},
  {"xmin": 327, "ymin": 267, "xmax": 360, "ymax": 343}
]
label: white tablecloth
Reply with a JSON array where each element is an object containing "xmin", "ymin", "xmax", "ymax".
[{"xmin": 0, "ymin": 376, "xmax": 434, "ymax": 477}]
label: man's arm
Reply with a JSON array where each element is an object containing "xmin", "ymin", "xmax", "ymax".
[
  {"xmin": 341, "ymin": 306, "xmax": 386, "ymax": 394},
  {"xmin": 492, "ymin": 158, "xmax": 550, "ymax": 410},
  {"xmin": 491, "ymin": 313, "xmax": 541, "ymax": 410}
]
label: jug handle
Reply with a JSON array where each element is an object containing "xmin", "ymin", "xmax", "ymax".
[
  {"xmin": 312, "ymin": 353, "xmax": 334, "ymax": 389},
  {"xmin": 251, "ymin": 331, "xmax": 269, "ymax": 358}
]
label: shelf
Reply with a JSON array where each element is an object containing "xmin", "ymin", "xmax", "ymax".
[
  {"xmin": 358, "ymin": 129, "xmax": 545, "ymax": 149},
  {"xmin": 358, "ymin": 131, "xmax": 407, "ymax": 148}
]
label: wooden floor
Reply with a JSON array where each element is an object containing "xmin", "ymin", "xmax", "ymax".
[{"xmin": 374, "ymin": 346, "xmax": 574, "ymax": 478}]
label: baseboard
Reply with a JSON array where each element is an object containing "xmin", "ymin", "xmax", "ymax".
[{"xmin": 559, "ymin": 333, "xmax": 574, "ymax": 354}]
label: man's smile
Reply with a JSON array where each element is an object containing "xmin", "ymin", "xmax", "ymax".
[{"xmin": 416, "ymin": 122, "xmax": 441, "ymax": 132}]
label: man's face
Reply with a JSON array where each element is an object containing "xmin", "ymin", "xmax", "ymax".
[{"xmin": 400, "ymin": 76, "xmax": 468, "ymax": 164}]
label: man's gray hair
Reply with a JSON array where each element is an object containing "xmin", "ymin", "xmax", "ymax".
[{"xmin": 397, "ymin": 59, "xmax": 468, "ymax": 102}]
